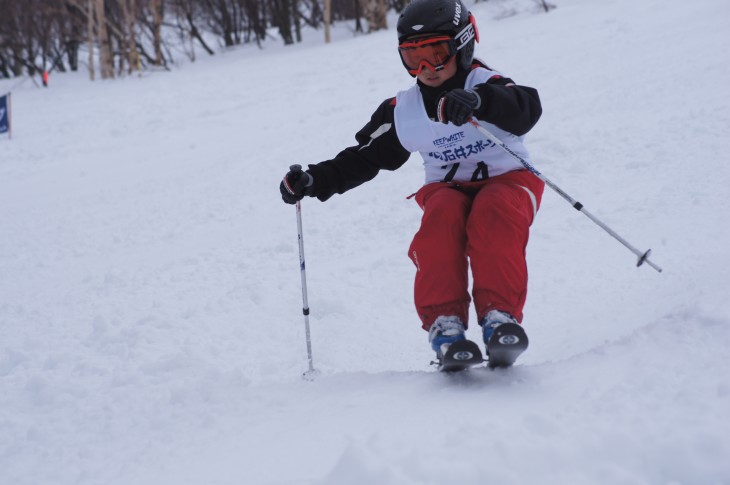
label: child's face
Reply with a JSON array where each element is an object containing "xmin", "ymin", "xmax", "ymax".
[{"xmin": 416, "ymin": 60, "xmax": 458, "ymax": 87}]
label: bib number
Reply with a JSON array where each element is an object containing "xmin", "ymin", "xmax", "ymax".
[{"xmin": 441, "ymin": 162, "xmax": 490, "ymax": 183}]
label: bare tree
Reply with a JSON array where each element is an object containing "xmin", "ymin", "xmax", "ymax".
[
  {"xmin": 0, "ymin": 0, "xmax": 25, "ymax": 77},
  {"xmin": 271, "ymin": 0, "xmax": 294, "ymax": 44},
  {"xmin": 532, "ymin": 0, "xmax": 556, "ymax": 13},
  {"xmin": 199, "ymin": 0, "xmax": 241, "ymax": 47},
  {"xmin": 323, "ymin": 0, "xmax": 331, "ymax": 43},
  {"xmin": 87, "ymin": 0, "xmax": 96, "ymax": 79},
  {"xmin": 169, "ymin": 0, "xmax": 216, "ymax": 57},
  {"xmin": 1, "ymin": 0, "xmax": 402, "ymax": 81},
  {"xmin": 241, "ymin": 0, "xmax": 267, "ymax": 45},
  {"xmin": 155, "ymin": 0, "xmax": 165, "ymax": 64},
  {"xmin": 60, "ymin": 1, "xmax": 85, "ymax": 72},
  {"xmin": 361, "ymin": 0, "xmax": 387, "ymax": 32},
  {"xmin": 94, "ymin": 0, "xmax": 115, "ymax": 78},
  {"xmin": 120, "ymin": 0, "xmax": 141, "ymax": 73},
  {"xmin": 291, "ymin": 0, "xmax": 301, "ymax": 42}
]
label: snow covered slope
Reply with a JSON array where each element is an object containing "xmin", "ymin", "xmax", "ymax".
[{"xmin": 1, "ymin": 0, "xmax": 729, "ymax": 483}]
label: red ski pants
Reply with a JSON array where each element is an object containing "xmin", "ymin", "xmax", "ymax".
[{"xmin": 408, "ymin": 170, "xmax": 544, "ymax": 331}]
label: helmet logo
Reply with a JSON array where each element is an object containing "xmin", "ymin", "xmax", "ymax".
[
  {"xmin": 454, "ymin": 22, "xmax": 475, "ymax": 50},
  {"xmin": 411, "ymin": 24, "xmax": 424, "ymax": 31},
  {"xmin": 453, "ymin": 2, "xmax": 461, "ymax": 25}
]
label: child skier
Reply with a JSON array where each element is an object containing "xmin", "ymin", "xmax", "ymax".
[{"xmin": 280, "ymin": 0, "xmax": 544, "ymax": 368}]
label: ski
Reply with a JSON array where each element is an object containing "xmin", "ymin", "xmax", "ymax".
[
  {"xmin": 486, "ymin": 322, "xmax": 529, "ymax": 368},
  {"xmin": 434, "ymin": 339, "xmax": 484, "ymax": 372}
]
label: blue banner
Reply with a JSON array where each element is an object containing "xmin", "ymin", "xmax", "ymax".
[{"xmin": 0, "ymin": 93, "xmax": 8, "ymax": 134}]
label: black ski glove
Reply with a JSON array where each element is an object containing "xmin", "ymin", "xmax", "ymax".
[
  {"xmin": 436, "ymin": 88, "xmax": 482, "ymax": 126},
  {"xmin": 280, "ymin": 164, "xmax": 314, "ymax": 204}
]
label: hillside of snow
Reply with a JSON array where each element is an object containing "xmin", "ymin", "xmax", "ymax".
[{"xmin": 1, "ymin": 0, "xmax": 729, "ymax": 483}]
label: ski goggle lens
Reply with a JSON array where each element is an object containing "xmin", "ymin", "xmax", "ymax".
[{"xmin": 398, "ymin": 36, "xmax": 456, "ymax": 75}]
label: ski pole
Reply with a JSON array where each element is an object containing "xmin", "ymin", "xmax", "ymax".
[
  {"xmin": 289, "ymin": 164, "xmax": 316, "ymax": 375},
  {"xmin": 468, "ymin": 119, "xmax": 663, "ymax": 273}
]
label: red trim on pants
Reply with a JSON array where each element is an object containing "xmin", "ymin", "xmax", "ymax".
[{"xmin": 408, "ymin": 170, "xmax": 544, "ymax": 331}]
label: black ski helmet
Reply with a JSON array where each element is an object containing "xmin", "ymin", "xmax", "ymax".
[{"xmin": 397, "ymin": 0, "xmax": 479, "ymax": 72}]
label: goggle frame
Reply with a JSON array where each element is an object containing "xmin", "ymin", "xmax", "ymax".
[{"xmin": 397, "ymin": 14, "xmax": 480, "ymax": 76}]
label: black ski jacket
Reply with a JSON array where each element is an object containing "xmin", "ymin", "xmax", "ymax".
[{"xmin": 306, "ymin": 62, "xmax": 542, "ymax": 201}]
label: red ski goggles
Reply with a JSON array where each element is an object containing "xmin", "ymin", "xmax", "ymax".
[
  {"xmin": 398, "ymin": 36, "xmax": 457, "ymax": 76},
  {"xmin": 398, "ymin": 15, "xmax": 479, "ymax": 76}
]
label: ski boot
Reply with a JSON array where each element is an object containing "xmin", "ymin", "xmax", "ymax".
[
  {"xmin": 429, "ymin": 316, "xmax": 483, "ymax": 372},
  {"xmin": 480, "ymin": 310, "xmax": 528, "ymax": 368}
]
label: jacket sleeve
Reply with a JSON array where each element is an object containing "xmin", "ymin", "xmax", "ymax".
[
  {"xmin": 306, "ymin": 98, "xmax": 411, "ymax": 202},
  {"xmin": 472, "ymin": 76, "xmax": 542, "ymax": 136}
]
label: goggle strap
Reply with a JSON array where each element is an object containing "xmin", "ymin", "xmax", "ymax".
[{"xmin": 398, "ymin": 36, "xmax": 452, "ymax": 49}]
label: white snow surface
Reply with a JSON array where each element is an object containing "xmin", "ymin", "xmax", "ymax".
[{"xmin": 2, "ymin": 0, "xmax": 730, "ymax": 483}]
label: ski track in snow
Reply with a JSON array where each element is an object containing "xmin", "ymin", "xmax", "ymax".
[{"xmin": 1, "ymin": 0, "xmax": 729, "ymax": 483}]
